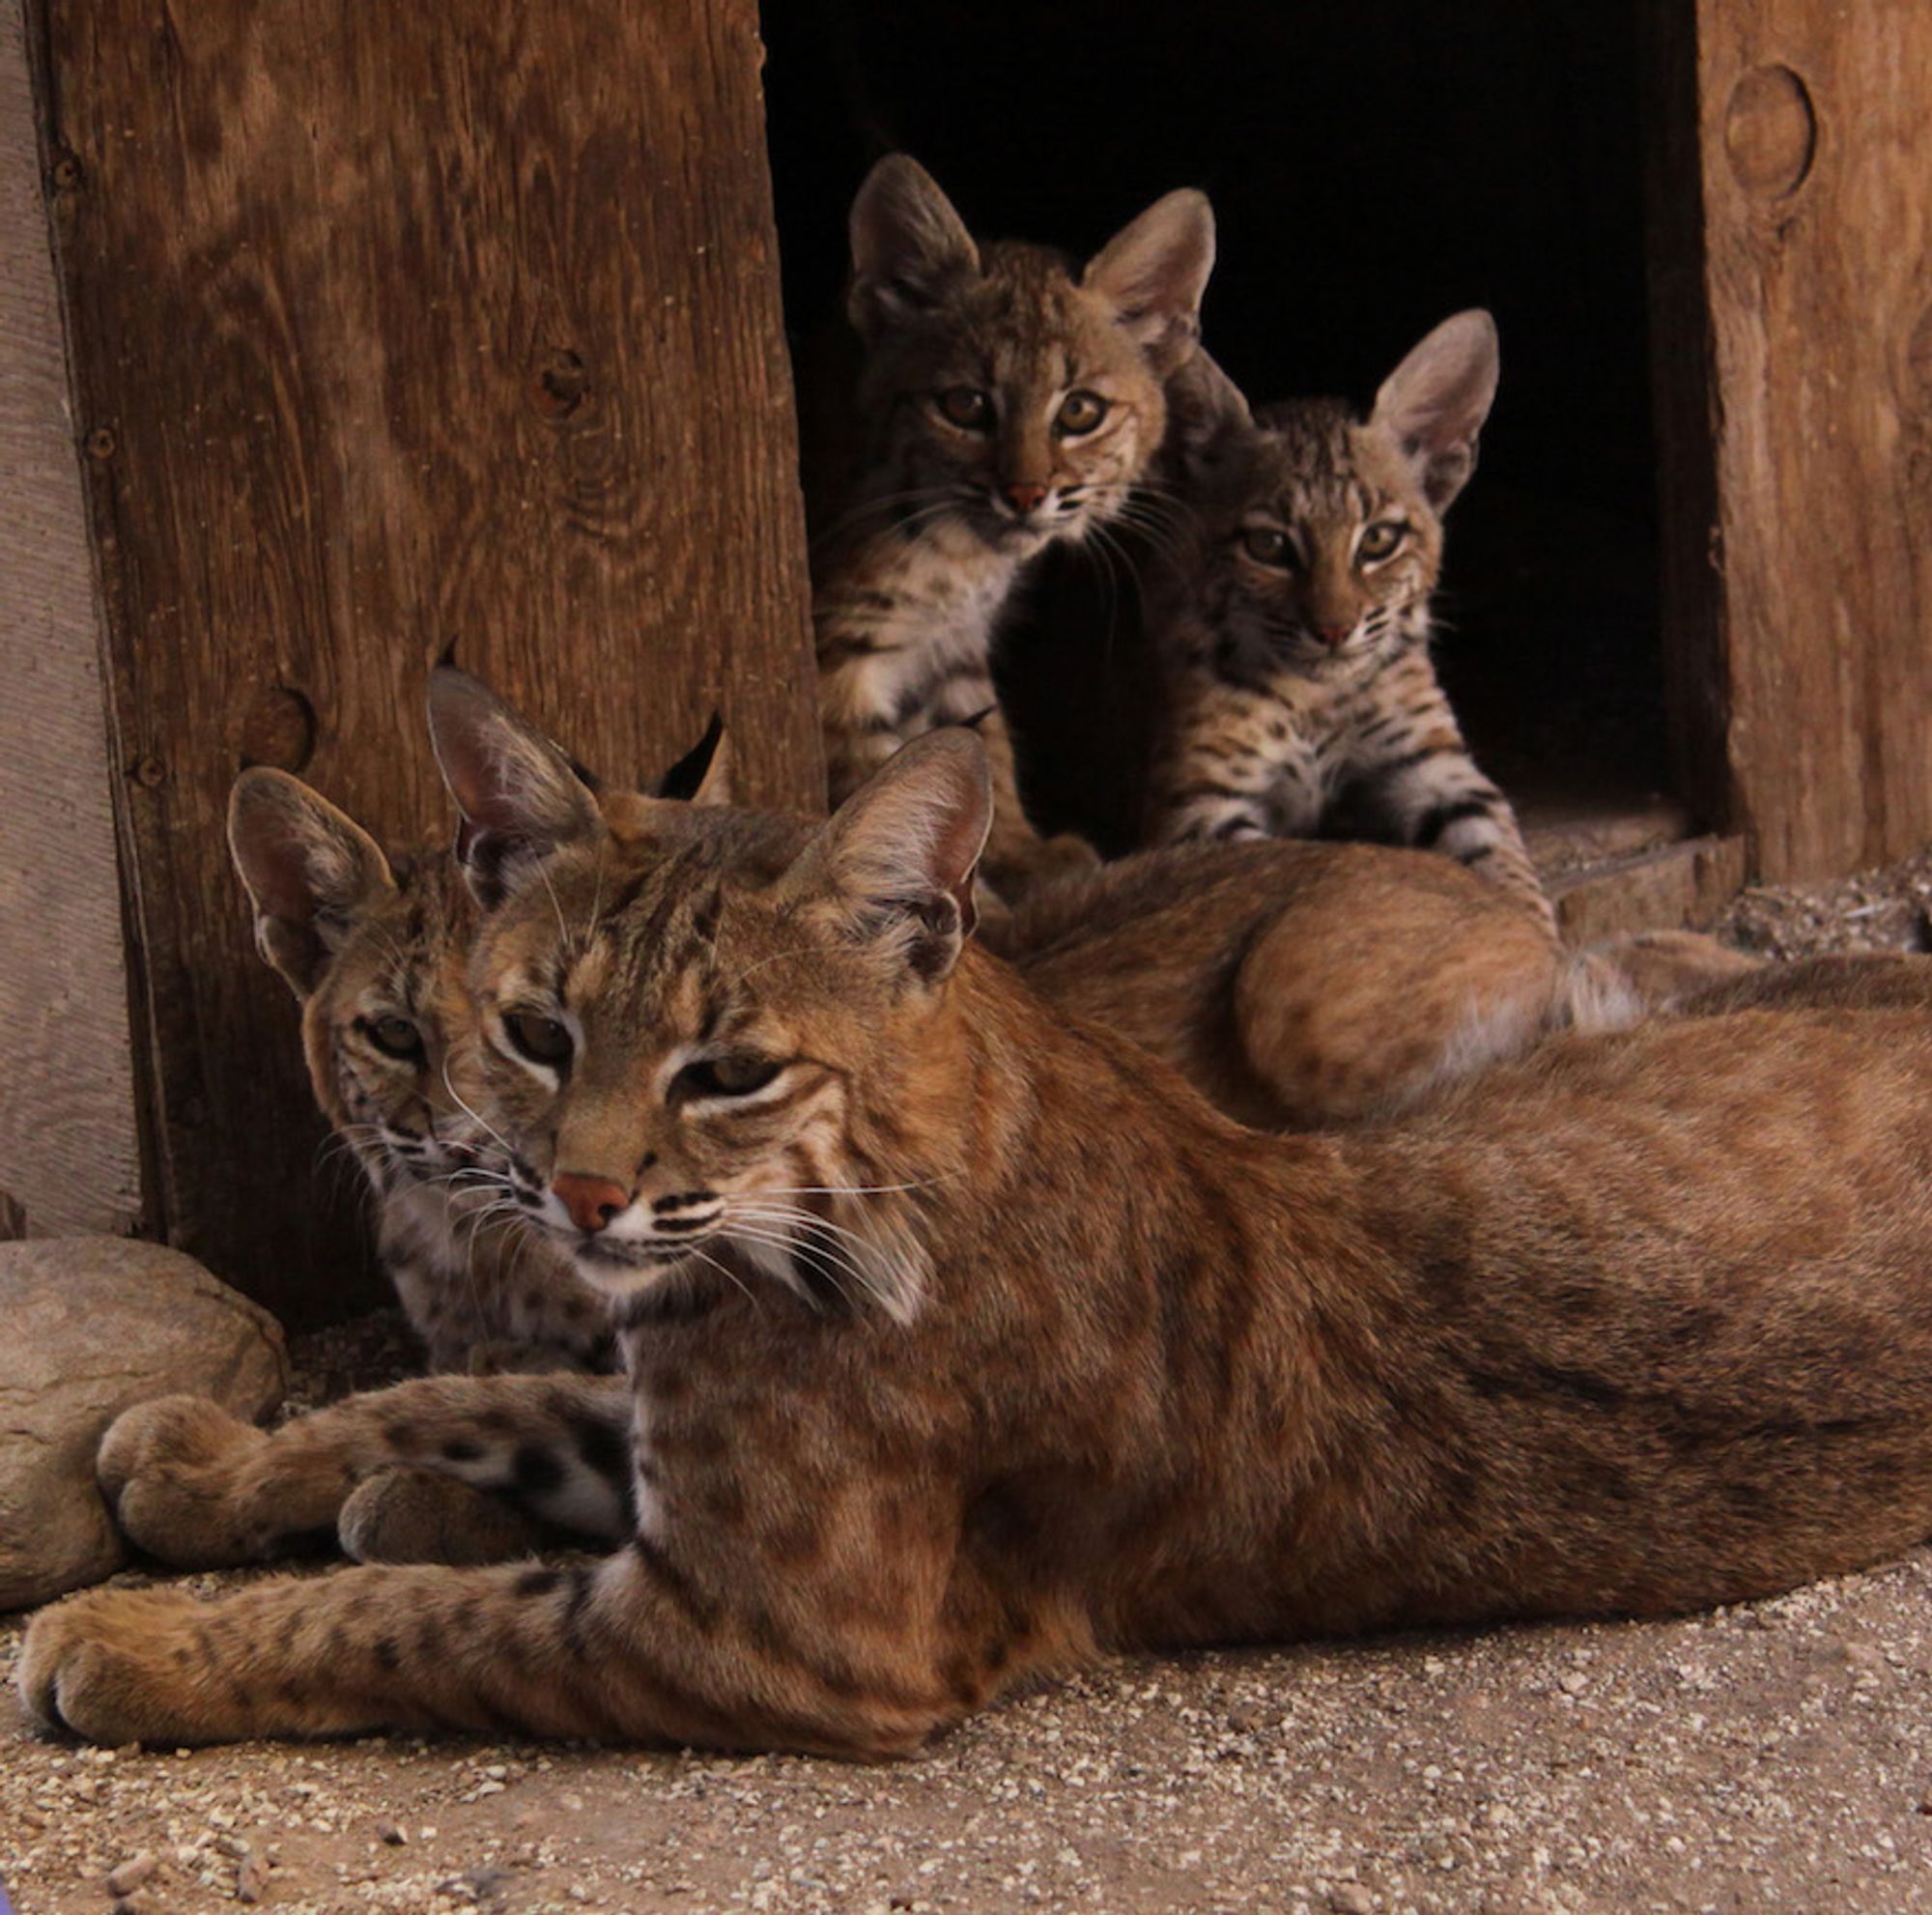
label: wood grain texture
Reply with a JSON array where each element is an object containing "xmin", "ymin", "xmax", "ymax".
[
  {"xmin": 1684, "ymin": 1, "xmax": 1932, "ymax": 881},
  {"xmin": 0, "ymin": 0, "xmax": 143, "ymax": 1242},
  {"xmin": 1549, "ymin": 834, "xmax": 1747, "ymax": 945},
  {"xmin": 29, "ymin": 0, "xmax": 817, "ymax": 1321}
]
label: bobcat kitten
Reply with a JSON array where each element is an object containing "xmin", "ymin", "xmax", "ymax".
[
  {"xmin": 815, "ymin": 153, "xmax": 1215, "ymax": 894},
  {"xmin": 228, "ymin": 768, "xmax": 612, "ymax": 1374},
  {"xmin": 1149, "ymin": 313, "xmax": 1554, "ymax": 932}
]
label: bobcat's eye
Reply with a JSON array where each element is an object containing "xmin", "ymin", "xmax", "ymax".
[
  {"xmin": 1239, "ymin": 527, "xmax": 1296, "ymax": 568},
  {"xmin": 675, "ymin": 1054, "xmax": 783, "ymax": 1101},
  {"xmin": 1055, "ymin": 389, "xmax": 1108, "ymax": 436},
  {"xmin": 504, "ymin": 1011, "xmax": 573, "ymax": 1069},
  {"xmin": 936, "ymin": 386, "xmax": 992, "ymax": 431},
  {"xmin": 363, "ymin": 1015, "xmax": 424, "ymax": 1060},
  {"xmin": 1357, "ymin": 521, "xmax": 1407, "ymax": 563}
]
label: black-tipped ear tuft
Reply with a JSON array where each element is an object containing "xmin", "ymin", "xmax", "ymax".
[{"xmin": 655, "ymin": 711, "xmax": 731, "ymax": 806}]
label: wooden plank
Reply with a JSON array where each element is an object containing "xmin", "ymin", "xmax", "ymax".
[
  {"xmin": 1684, "ymin": 2, "xmax": 1932, "ymax": 882},
  {"xmin": 1549, "ymin": 834, "xmax": 1747, "ymax": 946},
  {"xmin": 29, "ymin": 0, "xmax": 817, "ymax": 1323},
  {"xmin": 0, "ymin": 0, "xmax": 143, "ymax": 1243}
]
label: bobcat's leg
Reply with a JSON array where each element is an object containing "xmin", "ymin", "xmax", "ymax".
[
  {"xmin": 18, "ymin": 1527, "xmax": 1047, "ymax": 1756},
  {"xmin": 1349, "ymin": 658, "xmax": 1555, "ymax": 937},
  {"xmin": 1234, "ymin": 869, "xmax": 1566, "ymax": 1127},
  {"xmin": 99, "ymin": 1374, "xmax": 633, "ymax": 1568}
]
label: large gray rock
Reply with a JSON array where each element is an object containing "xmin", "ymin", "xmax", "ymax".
[{"xmin": 0, "ymin": 1237, "xmax": 286, "ymax": 1610}]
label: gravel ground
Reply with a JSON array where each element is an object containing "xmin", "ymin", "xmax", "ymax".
[{"xmin": 13, "ymin": 859, "xmax": 1932, "ymax": 1915}]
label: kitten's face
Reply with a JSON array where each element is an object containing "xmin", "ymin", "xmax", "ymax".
[
  {"xmin": 1203, "ymin": 400, "xmax": 1445, "ymax": 672},
  {"xmin": 858, "ymin": 243, "xmax": 1173, "ymax": 557},
  {"xmin": 457, "ymin": 805, "xmax": 926, "ymax": 1310},
  {"xmin": 299, "ymin": 855, "xmax": 485, "ymax": 1192},
  {"xmin": 845, "ymin": 157, "xmax": 1214, "ymax": 561}
]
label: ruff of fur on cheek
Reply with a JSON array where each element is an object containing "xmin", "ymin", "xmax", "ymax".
[{"xmin": 716, "ymin": 1190, "xmax": 937, "ymax": 1327}]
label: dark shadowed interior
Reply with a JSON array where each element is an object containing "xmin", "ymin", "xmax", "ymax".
[{"xmin": 761, "ymin": 1, "xmax": 1668, "ymax": 852}]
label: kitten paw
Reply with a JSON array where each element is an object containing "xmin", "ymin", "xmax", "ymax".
[
  {"xmin": 97, "ymin": 1395, "xmax": 277, "ymax": 1568},
  {"xmin": 341, "ymin": 1467, "xmax": 550, "ymax": 1566},
  {"xmin": 984, "ymin": 831, "xmax": 1100, "ymax": 902},
  {"xmin": 19, "ymin": 1586, "xmax": 217, "ymax": 1745}
]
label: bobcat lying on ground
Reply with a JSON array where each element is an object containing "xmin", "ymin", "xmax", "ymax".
[
  {"xmin": 230, "ymin": 766, "xmax": 614, "ymax": 1377},
  {"xmin": 24, "ymin": 707, "xmax": 1932, "ymax": 1752}
]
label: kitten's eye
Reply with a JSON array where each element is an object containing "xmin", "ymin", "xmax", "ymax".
[
  {"xmin": 1358, "ymin": 521, "xmax": 1406, "ymax": 562},
  {"xmin": 364, "ymin": 1015, "xmax": 424, "ymax": 1060},
  {"xmin": 1055, "ymin": 390, "xmax": 1108, "ymax": 436},
  {"xmin": 1239, "ymin": 527, "xmax": 1296, "ymax": 568},
  {"xmin": 676, "ymin": 1054, "xmax": 783, "ymax": 1101},
  {"xmin": 504, "ymin": 1011, "xmax": 573, "ymax": 1069},
  {"xmin": 936, "ymin": 386, "xmax": 992, "ymax": 431}
]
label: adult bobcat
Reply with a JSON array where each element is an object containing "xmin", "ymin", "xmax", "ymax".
[{"xmin": 26, "ymin": 717, "xmax": 1932, "ymax": 1753}]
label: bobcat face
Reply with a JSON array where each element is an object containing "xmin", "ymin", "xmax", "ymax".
[
  {"xmin": 301, "ymin": 856, "xmax": 486, "ymax": 1191},
  {"xmin": 229, "ymin": 770, "xmax": 486, "ymax": 1198},
  {"xmin": 1179, "ymin": 312, "xmax": 1498, "ymax": 673},
  {"xmin": 844, "ymin": 157, "xmax": 1214, "ymax": 560},
  {"xmin": 1202, "ymin": 397, "xmax": 1445, "ymax": 672},
  {"xmin": 432, "ymin": 670, "xmax": 986, "ymax": 1319}
]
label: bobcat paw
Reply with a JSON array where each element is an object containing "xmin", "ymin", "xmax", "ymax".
[
  {"xmin": 982, "ymin": 831, "xmax": 1100, "ymax": 904},
  {"xmin": 97, "ymin": 1395, "xmax": 276, "ymax": 1567},
  {"xmin": 341, "ymin": 1467, "xmax": 550, "ymax": 1566},
  {"xmin": 19, "ymin": 1586, "xmax": 222, "ymax": 1745}
]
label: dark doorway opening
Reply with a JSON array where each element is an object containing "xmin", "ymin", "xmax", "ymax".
[{"xmin": 762, "ymin": 1, "xmax": 1667, "ymax": 855}]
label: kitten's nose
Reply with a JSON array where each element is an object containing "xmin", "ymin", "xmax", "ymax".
[
  {"xmin": 552, "ymin": 1172, "xmax": 631, "ymax": 1234},
  {"xmin": 1003, "ymin": 481, "xmax": 1049, "ymax": 516},
  {"xmin": 1318, "ymin": 622, "xmax": 1353, "ymax": 647}
]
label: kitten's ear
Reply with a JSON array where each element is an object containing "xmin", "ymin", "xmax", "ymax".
[
  {"xmin": 1372, "ymin": 309, "xmax": 1499, "ymax": 511},
  {"xmin": 1162, "ymin": 347, "xmax": 1255, "ymax": 482},
  {"xmin": 787, "ymin": 729, "xmax": 992, "ymax": 987},
  {"xmin": 228, "ymin": 769, "xmax": 397, "ymax": 998},
  {"xmin": 425, "ymin": 667, "xmax": 604, "ymax": 909},
  {"xmin": 1083, "ymin": 188, "xmax": 1216, "ymax": 376},
  {"xmin": 654, "ymin": 712, "xmax": 734, "ymax": 807},
  {"xmin": 847, "ymin": 155, "xmax": 980, "ymax": 339}
]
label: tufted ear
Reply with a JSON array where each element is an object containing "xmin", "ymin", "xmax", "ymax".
[
  {"xmin": 785, "ymin": 729, "xmax": 992, "ymax": 988},
  {"xmin": 1161, "ymin": 346, "xmax": 1255, "ymax": 484},
  {"xmin": 425, "ymin": 667, "xmax": 604, "ymax": 909},
  {"xmin": 1083, "ymin": 187, "xmax": 1216, "ymax": 377},
  {"xmin": 847, "ymin": 155, "xmax": 981, "ymax": 339},
  {"xmin": 1371, "ymin": 309, "xmax": 1499, "ymax": 512},
  {"xmin": 654, "ymin": 711, "xmax": 734, "ymax": 807},
  {"xmin": 228, "ymin": 769, "xmax": 396, "ymax": 998}
]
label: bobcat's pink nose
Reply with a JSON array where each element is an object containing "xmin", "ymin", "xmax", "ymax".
[
  {"xmin": 552, "ymin": 1172, "xmax": 630, "ymax": 1234},
  {"xmin": 1318, "ymin": 622, "xmax": 1353, "ymax": 647},
  {"xmin": 1004, "ymin": 481, "xmax": 1049, "ymax": 516}
]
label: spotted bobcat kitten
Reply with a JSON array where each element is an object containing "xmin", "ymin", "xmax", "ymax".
[
  {"xmin": 228, "ymin": 769, "xmax": 612, "ymax": 1374},
  {"xmin": 35, "ymin": 714, "xmax": 1932, "ymax": 1754},
  {"xmin": 816, "ymin": 153, "xmax": 1214, "ymax": 895},
  {"xmin": 1150, "ymin": 313, "xmax": 1553, "ymax": 932}
]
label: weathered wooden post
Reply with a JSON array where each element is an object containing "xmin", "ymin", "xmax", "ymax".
[{"xmin": 6, "ymin": 0, "xmax": 819, "ymax": 1320}]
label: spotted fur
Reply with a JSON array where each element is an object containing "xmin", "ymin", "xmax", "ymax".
[
  {"xmin": 814, "ymin": 154, "xmax": 1214, "ymax": 896},
  {"xmin": 228, "ymin": 769, "xmax": 613, "ymax": 1373},
  {"xmin": 35, "ymin": 716, "xmax": 1932, "ymax": 1756},
  {"xmin": 1149, "ymin": 315, "xmax": 1554, "ymax": 934}
]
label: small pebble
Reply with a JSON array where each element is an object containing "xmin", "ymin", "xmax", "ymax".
[{"xmin": 106, "ymin": 1851, "xmax": 160, "ymax": 1897}]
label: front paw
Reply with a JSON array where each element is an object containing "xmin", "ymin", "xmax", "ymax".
[
  {"xmin": 341, "ymin": 1468, "xmax": 549, "ymax": 1566},
  {"xmin": 98, "ymin": 1395, "xmax": 275, "ymax": 1567},
  {"xmin": 19, "ymin": 1586, "xmax": 218, "ymax": 1746},
  {"xmin": 984, "ymin": 831, "xmax": 1100, "ymax": 902}
]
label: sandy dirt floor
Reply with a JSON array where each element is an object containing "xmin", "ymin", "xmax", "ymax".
[{"xmin": 10, "ymin": 864, "xmax": 1932, "ymax": 1915}]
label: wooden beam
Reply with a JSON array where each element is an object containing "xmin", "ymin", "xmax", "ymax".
[
  {"xmin": 0, "ymin": 0, "xmax": 144, "ymax": 1242},
  {"xmin": 1652, "ymin": 2, "xmax": 1932, "ymax": 883},
  {"xmin": 28, "ymin": 0, "xmax": 817, "ymax": 1323}
]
